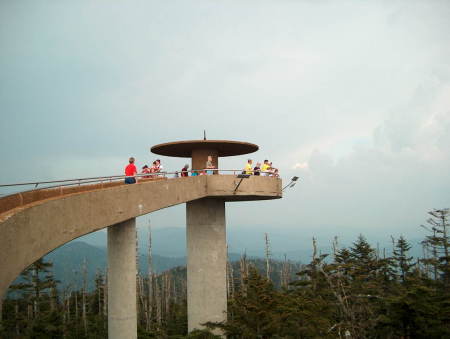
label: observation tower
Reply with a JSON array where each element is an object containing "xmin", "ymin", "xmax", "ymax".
[
  {"xmin": 151, "ymin": 139, "xmax": 282, "ymax": 333},
  {"xmin": 0, "ymin": 138, "xmax": 282, "ymax": 339}
]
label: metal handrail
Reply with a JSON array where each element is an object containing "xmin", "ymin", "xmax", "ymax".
[
  {"xmin": 0, "ymin": 169, "xmax": 280, "ymax": 198},
  {"xmin": 0, "ymin": 169, "xmax": 277, "ymax": 187}
]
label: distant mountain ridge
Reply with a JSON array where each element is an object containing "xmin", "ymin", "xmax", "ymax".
[
  {"xmin": 11, "ymin": 230, "xmax": 425, "ymax": 292},
  {"xmin": 79, "ymin": 226, "xmax": 425, "ymax": 262},
  {"xmin": 19, "ymin": 241, "xmax": 245, "ymax": 291}
]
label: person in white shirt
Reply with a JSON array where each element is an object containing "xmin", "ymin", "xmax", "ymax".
[{"xmin": 155, "ymin": 159, "xmax": 164, "ymax": 177}]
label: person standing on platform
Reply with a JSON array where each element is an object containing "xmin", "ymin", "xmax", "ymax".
[
  {"xmin": 125, "ymin": 157, "xmax": 137, "ymax": 184},
  {"xmin": 253, "ymin": 162, "xmax": 261, "ymax": 176},
  {"xmin": 150, "ymin": 161, "xmax": 158, "ymax": 176},
  {"xmin": 206, "ymin": 155, "xmax": 215, "ymax": 175},
  {"xmin": 156, "ymin": 159, "xmax": 163, "ymax": 172},
  {"xmin": 141, "ymin": 165, "xmax": 151, "ymax": 178},
  {"xmin": 268, "ymin": 162, "xmax": 279, "ymax": 177},
  {"xmin": 181, "ymin": 164, "xmax": 189, "ymax": 177},
  {"xmin": 261, "ymin": 159, "xmax": 269, "ymax": 176},
  {"xmin": 155, "ymin": 159, "xmax": 164, "ymax": 177},
  {"xmin": 244, "ymin": 159, "xmax": 253, "ymax": 175}
]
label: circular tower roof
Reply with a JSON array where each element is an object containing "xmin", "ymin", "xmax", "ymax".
[{"xmin": 151, "ymin": 140, "xmax": 259, "ymax": 157}]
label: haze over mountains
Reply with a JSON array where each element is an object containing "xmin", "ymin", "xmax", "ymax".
[
  {"xmin": 79, "ymin": 221, "xmax": 425, "ymax": 260},
  {"xmin": 22, "ymin": 210, "xmax": 425, "ymax": 292},
  {"xmin": 11, "ymin": 218, "xmax": 425, "ymax": 292}
]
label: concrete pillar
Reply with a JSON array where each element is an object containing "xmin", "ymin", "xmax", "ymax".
[
  {"xmin": 107, "ymin": 218, "xmax": 137, "ymax": 339},
  {"xmin": 186, "ymin": 198, "xmax": 227, "ymax": 333}
]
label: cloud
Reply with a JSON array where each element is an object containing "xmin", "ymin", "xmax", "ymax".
[{"xmin": 1, "ymin": 0, "xmax": 449, "ymax": 244}]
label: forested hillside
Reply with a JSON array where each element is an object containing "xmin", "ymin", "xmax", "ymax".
[
  {"xmin": 1, "ymin": 209, "xmax": 449, "ymax": 338},
  {"xmin": 10, "ymin": 242, "xmax": 245, "ymax": 292}
]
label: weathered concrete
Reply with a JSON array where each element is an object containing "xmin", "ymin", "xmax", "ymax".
[
  {"xmin": 186, "ymin": 198, "xmax": 227, "ymax": 333},
  {"xmin": 0, "ymin": 175, "xmax": 281, "ymax": 300},
  {"xmin": 151, "ymin": 139, "xmax": 258, "ymax": 157},
  {"xmin": 107, "ymin": 219, "xmax": 137, "ymax": 339}
]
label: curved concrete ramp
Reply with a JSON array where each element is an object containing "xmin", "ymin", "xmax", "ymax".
[{"xmin": 0, "ymin": 175, "xmax": 281, "ymax": 298}]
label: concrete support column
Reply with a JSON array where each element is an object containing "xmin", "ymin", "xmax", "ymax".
[
  {"xmin": 107, "ymin": 218, "xmax": 137, "ymax": 339},
  {"xmin": 186, "ymin": 198, "xmax": 227, "ymax": 333}
]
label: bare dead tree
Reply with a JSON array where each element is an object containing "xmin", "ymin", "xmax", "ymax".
[
  {"xmin": 81, "ymin": 258, "xmax": 88, "ymax": 337},
  {"xmin": 74, "ymin": 288, "xmax": 78, "ymax": 321},
  {"xmin": 281, "ymin": 254, "xmax": 290, "ymax": 289},
  {"xmin": 164, "ymin": 272, "xmax": 171, "ymax": 321},
  {"xmin": 227, "ymin": 259, "xmax": 234, "ymax": 299},
  {"xmin": 147, "ymin": 220, "xmax": 154, "ymax": 330},
  {"xmin": 103, "ymin": 269, "xmax": 108, "ymax": 329},
  {"xmin": 67, "ymin": 289, "xmax": 71, "ymax": 322},
  {"xmin": 312, "ymin": 237, "xmax": 317, "ymax": 262},
  {"xmin": 264, "ymin": 233, "xmax": 271, "ymax": 280},
  {"xmin": 226, "ymin": 244, "xmax": 235, "ymax": 299},
  {"xmin": 332, "ymin": 236, "xmax": 339, "ymax": 260},
  {"xmin": 155, "ymin": 273, "xmax": 162, "ymax": 326},
  {"xmin": 33, "ymin": 266, "xmax": 38, "ymax": 317},
  {"xmin": 95, "ymin": 269, "xmax": 102, "ymax": 318},
  {"xmin": 15, "ymin": 301, "xmax": 20, "ymax": 336},
  {"xmin": 239, "ymin": 252, "xmax": 248, "ymax": 296}
]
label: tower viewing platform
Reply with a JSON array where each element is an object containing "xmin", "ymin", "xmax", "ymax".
[{"xmin": 0, "ymin": 139, "xmax": 282, "ymax": 338}]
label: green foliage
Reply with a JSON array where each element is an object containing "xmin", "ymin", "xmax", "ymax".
[
  {"xmin": 207, "ymin": 266, "xmax": 283, "ymax": 338},
  {"xmin": 2, "ymin": 209, "xmax": 450, "ymax": 338},
  {"xmin": 421, "ymin": 208, "xmax": 450, "ymax": 286}
]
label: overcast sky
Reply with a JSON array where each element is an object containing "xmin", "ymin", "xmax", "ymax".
[{"xmin": 1, "ymin": 0, "xmax": 449, "ymax": 249}]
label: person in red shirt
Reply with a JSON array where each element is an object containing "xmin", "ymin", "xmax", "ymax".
[
  {"xmin": 141, "ymin": 165, "xmax": 151, "ymax": 179},
  {"xmin": 181, "ymin": 164, "xmax": 189, "ymax": 177},
  {"xmin": 125, "ymin": 157, "xmax": 137, "ymax": 184}
]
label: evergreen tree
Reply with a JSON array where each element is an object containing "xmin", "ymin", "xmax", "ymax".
[
  {"xmin": 10, "ymin": 258, "xmax": 58, "ymax": 319},
  {"xmin": 393, "ymin": 236, "xmax": 415, "ymax": 283},
  {"xmin": 421, "ymin": 208, "xmax": 450, "ymax": 285},
  {"xmin": 207, "ymin": 266, "xmax": 283, "ymax": 338}
]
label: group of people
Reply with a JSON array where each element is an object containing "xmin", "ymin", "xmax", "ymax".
[
  {"xmin": 124, "ymin": 156, "xmax": 278, "ymax": 184},
  {"xmin": 244, "ymin": 159, "xmax": 279, "ymax": 177},
  {"xmin": 124, "ymin": 157, "xmax": 164, "ymax": 184},
  {"xmin": 141, "ymin": 159, "xmax": 164, "ymax": 178},
  {"xmin": 179, "ymin": 155, "xmax": 215, "ymax": 177}
]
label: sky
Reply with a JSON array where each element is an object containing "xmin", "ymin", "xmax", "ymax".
[{"xmin": 1, "ymin": 0, "xmax": 449, "ymax": 253}]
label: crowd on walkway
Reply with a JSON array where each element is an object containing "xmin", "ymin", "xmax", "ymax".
[
  {"xmin": 124, "ymin": 156, "xmax": 278, "ymax": 184},
  {"xmin": 124, "ymin": 157, "xmax": 164, "ymax": 184},
  {"xmin": 243, "ymin": 159, "xmax": 279, "ymax": 177}
]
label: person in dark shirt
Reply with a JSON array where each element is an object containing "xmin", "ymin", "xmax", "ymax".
[
  {"xmin": 253, "ymin": 162, "xmax": 261, "ymax": 176},
  {"xmin": 181, "ymin": 164, "xmax": 189, "ymax": 177}
]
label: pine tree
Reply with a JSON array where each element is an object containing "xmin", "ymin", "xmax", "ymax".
[
  {"xmin": 207, "ymin": 266, "xmax": 282, "ymax": 338},
  {"xmin": 393, "ymin": 236, "xmax": 415, "ymax": 283},
  {"xmin": 10, "ymin": 259, "xmax": 58, "ymax": 318},
  {"xmin": 421, "ymin": 209, "xmax": 450, "ymax": 285}
]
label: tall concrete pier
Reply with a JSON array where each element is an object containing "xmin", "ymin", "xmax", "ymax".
[
  {"xmin": 186, "ymin": 198, "xmax": 227, "ymax": 331},
  {"xmin": 151, "ymin": 139, "xmax": 264, "ymax": 332},
  {"xmin": 107, "ymin": 218, "xmax": 137, "ymax": 339}
]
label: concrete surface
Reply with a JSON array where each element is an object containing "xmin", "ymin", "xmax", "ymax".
[
  {"xmin": 0, "ymin": 175, "xmax": 281, "ymax": 300},
  {"xmin": 186, "ymin": 198, "xmax": 227, "ymax": 334},
  {"xmin": 108, "ymin": 218, "xmax": 137, "ymax": 339}
]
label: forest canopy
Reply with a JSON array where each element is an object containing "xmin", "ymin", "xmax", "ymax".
[{"xmin": 1, "ymin": 209, "xmax": 449, "ymax": 338}]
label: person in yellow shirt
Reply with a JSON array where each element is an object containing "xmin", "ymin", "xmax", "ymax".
[
  {"xmin": 244, "ymin": 159, "xmax": 253, "ymax": 175},
  {"xmin": 261, "ymin": 159, "xmax": 269, "ymax": 176}
]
